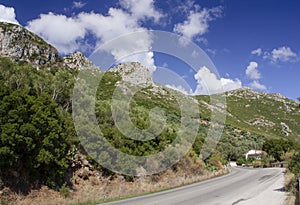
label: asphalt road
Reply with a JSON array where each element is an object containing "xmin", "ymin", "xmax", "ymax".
[{"xmin": 101, "ymin": 167, "xmax": 287, "ymax": 205}]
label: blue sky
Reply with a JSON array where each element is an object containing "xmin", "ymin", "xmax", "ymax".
[{"xmin": 0, "ymin": 0, "xmax": 299, "ymax": 100}]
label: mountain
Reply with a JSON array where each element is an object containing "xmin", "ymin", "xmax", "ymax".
[
  {"xmin": 0, "ymin": 21, "xmax": 298, "ymax": 142},
  {"xmin": 0, "ymin": 22, "xmax": 98, "ymax": 70},
  {"xmin": 63, "ymin": 51, "xmax": 99, "ymax": 70},
  {"xmin": 0, "ymin": 22, "xmax": 61, "ymax": 68},
  {"xmin": 196, "ymin": 88, "xmax": 300, "ymax": 141}
]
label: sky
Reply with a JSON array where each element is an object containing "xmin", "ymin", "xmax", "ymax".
[{"xmin": 0, "ymin": 0, "xmax": 299, "ymax": 100}]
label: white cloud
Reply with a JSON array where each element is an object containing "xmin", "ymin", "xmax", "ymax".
[
  {"xmin": 78, "ymin": 9, "xmax": 156, "ymax": 70},
  {"xmin": 0, "ymin": 4, "xmax": 19, "ymax": 24},
  {"xmin": 245, "ymin": 61, "xmax": 261, "ymax": 80},
  {"xmin": 73, "ymin": 1, "xmax": 86, "ymax": 9},
  {"xmin": 78, "ymin": 9, "xmax": 142, "ymax": 42},
  {"xmin": 193, "ymin": 66, "xmax": 242, "ymax": 95},
  {"xmin": 173, "ymin": 6, "xmax": 222, "ymax": 45},
  {"xmin": 249, "ymin": 80, "xmax": 266, "ymax": 90},
  {"xmin": 254, "ymin": 46, "xmax": 298, "ymax": 63},
  {"xmin": 251, "ymin": 48, "xmax": 262, "ymax": 56},
  {"xmin": 175, "ymin": 0, "xmax": 196, "ymax": 14},
  {"xmin": 120, "ymin": 0, "xmax": 163, "ymax": 23},
  {"xmin": 244, "ymin": 61, "xmax": 266, "ymax": 91},
  {"xmin": 26, "ymin": 13, "xmax": 86, "ymax": 54},
  {"xmin": 25, "ymin": 0, "xmax": 164, "ymax": 69},
  {"xmin": 271, "ymin": 46, "xmax": 298, "ymax": 63},
  {"xmin": 220, "ymin": 78, "xmax": 243, "ymax": 92}
]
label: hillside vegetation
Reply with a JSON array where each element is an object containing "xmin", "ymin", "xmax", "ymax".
[
  {"xmin": 197, "ymin": 89, "xmax": 300, "ymax": 140},
  {"xmin": 0, "ymin": 22, "xmax": 299, "ymax": 204}
]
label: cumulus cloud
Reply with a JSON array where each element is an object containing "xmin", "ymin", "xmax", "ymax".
[
  {"xmin": 77, "ymin": 10, "xmax": 136, "ymax": 41},
  {"xmin": 78, "ymin": 9, "xmax": 156, "ymax": 70},
  {"xmin": 271, "ymin": 46, "xmax": 298, "ymax": 63},
  {"xmin": 251, "ymin": 48, "xmax": 262, "ymax": 56},
  {"xmin": 245, "ymin": 61, "xmax": 267, "ymax": 90},
  {"xmin": 245, "ymin": 61, "xmax": 261, "ymax": 80},
  {"xmin": 26, "ymin": 0, "xmax": 163, "ymax": 69},
  {"xmin": 173, "ymin": 6, "xmax": 222, "ymax": 45},
  {"xmin": 249, "ymin": 80, "xmax": 266, "ymax": 90},
  {"xmin": 193, "ymin": 66, "xmax": 242, "ymax": 95},
  {"xmin": 220, "ymin": 78, "xmax": 243, "ymax": 92},
  {"xmin": 253, "ymin": 46, "xmax": 298, "ymax": 63},
  {"xmin": 26, "ymin": 13, "xmax": 86, "ymax": 54},
  {"xmin": 0, "ymin": 4, "xmax": 19, "ymax": 24},
  {"xmin": 120, "ymin": 0, "xmax": 163, "ymax": 23}
]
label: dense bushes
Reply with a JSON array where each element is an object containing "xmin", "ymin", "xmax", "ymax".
[
  {"xmin": 216, "ymin": 125, "xmax": 265, "ymax": 161},
  {"xmin": 0, "ymin": 90, "xmax": 71, "ymax": 188},
  {"xmin": 263, "ymin": 138, "xmax": 296, "ymax": 162},
  {"xmin": 289, "ymin": 153, "xmax": 300, "ymax": 178},
  {"xmin": 0, "ymin": 58, "xmax": 76, "ymax": 189}
]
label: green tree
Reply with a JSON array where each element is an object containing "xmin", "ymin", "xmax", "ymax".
[
  {"xmin": 263, "ymin": 138, "xmax": 295, "ymax": 162},
  {"xmin": 289, "ymin": 153, "xmax": 300, "ymax": 177},
  {"xmin": 0, "ymin": 89, "xmax": 71, "ymax": 188}
]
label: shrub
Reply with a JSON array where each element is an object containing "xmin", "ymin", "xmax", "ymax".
[
  {"xmin": 236, "ymin": 157, "xmax": 245, "ymax": 166},
  {"xmin": 59, "ymin": 183, "xmax": 70, "ymax": 198},
  {"xmin": 0, "ymin": 89, "xmax": 71, "ymax": 188}
]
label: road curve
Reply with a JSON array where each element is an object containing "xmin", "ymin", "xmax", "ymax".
[{"xmin": 101, "ymin": 167, "xmax": 287, "ymax": 205}]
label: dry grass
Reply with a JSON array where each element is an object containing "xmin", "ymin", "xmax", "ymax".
[
  {"xmin": 284, "ymin": 171, "xmax": 296, "ymax": 205},
  {"xmin": 1, "ymin": 159, "xmax": 228, "ymax": 205}
]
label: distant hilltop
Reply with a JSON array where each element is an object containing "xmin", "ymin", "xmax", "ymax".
[{"xmin": 0, "ymin": 22, "xmax": 98, "ymax": 70}]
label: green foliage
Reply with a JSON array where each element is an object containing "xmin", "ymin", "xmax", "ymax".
[
  {"xmin": 263, "ymin": 138, "xmax": 296, "ymax": 162},
  {"xmin": 289, "ymin": 153, "xmax": 300, "ymax": 178},
  {"xmin": 93, "ymin": 72, "xmax": 185, "ymax": 157},
  {"xmin": 1, "ymin": 55, "xmax": 298, "ymax": 192},
  {"xmin": 236, "ymin": 157, "xmax": 246, "ymax": 166},
  {"xmin": 59, "ymin": 183, "xmax": 70, "ymax": 198},
  {"xmin": 0, "ymin": 57, "xmax": 77, "ymax": 189},
  {"xmin": 206, "ymin": 151, "xmax": 225, "ymax": 169},
  {"xmin": 197, "ymin": 90, "xmax": 300, "ymax": 141},
  {"xmin": 217, "ymin": 125, "xmax": 265, "ymax": 161},
  {"xmin": 0, "ymin": 90, "xmax": 71, "ymax": 187}
]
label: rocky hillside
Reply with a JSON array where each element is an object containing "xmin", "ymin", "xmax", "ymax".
[
  {"xmin": 197, "ymin": 88, "xmax": 300, "ymax": 141},
  {"xmin": 63, "ymin": 51, "xmax": 99, "ymax": 70},
  {"xmin": 0, "ymin": 22, "xmax": 62, "ymax": 68},
  {"xmin": 0, "ymin": 22, "xmax": 98, "ymax": 70},
  {"xmin": 1, "ymin": 22, "xmax": 298, "ymax": 141}
]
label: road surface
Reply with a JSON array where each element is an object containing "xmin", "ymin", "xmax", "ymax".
[{"xmin": 101, "ymin": 167, "xmax": 287, "ymax": 205}]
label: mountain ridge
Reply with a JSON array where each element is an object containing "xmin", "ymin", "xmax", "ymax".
[{"xmin": 0, "ymin": 21, "xmax": 299, "ymax": 142}]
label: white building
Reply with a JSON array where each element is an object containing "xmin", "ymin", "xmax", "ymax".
[{"xmin": 245, "ymin": 150, "xmax": 266, "ymax": 160}]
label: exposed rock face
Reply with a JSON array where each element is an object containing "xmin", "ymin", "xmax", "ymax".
[
  {"xmin": 109, "ymin": 62, "xmax": 153, "ymax": 87},
  {"xmin": 249, "ymin": 118, "xmax": 275, "ymax": 127},
  {"xmin": 280, "ymin": 122, "xmax": 291, "ymax": 137},
  {"xmin": 63, "ymin": 51, "xmax": 99, "ymax": 70},
  {"xmin": 0, "ymin": 22, "xmax": 62, "ymax": 68},
  {"xmin": 226, "ymin": 87, "xmax": 265, "ymax": 99}
]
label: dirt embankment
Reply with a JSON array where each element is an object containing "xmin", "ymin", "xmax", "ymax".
[{"xmin": 0, "ymin": 152, "xmax": 228, "ymax": 205}]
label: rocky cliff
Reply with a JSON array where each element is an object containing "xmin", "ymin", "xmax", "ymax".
[
  {"xmin": 0, "ymin": 22, "xmax": 99, "ymax": 71},
  {"xmin": 63, "ymin": 51, "xmax": 99, "ymax": 70},
  {"xmin": 0, "ymin": 22, "xmax": 62, "ymax": 68},
  {"xmin": 109, "ymin": 62, "xmax": 153, "ymax": 87}
]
